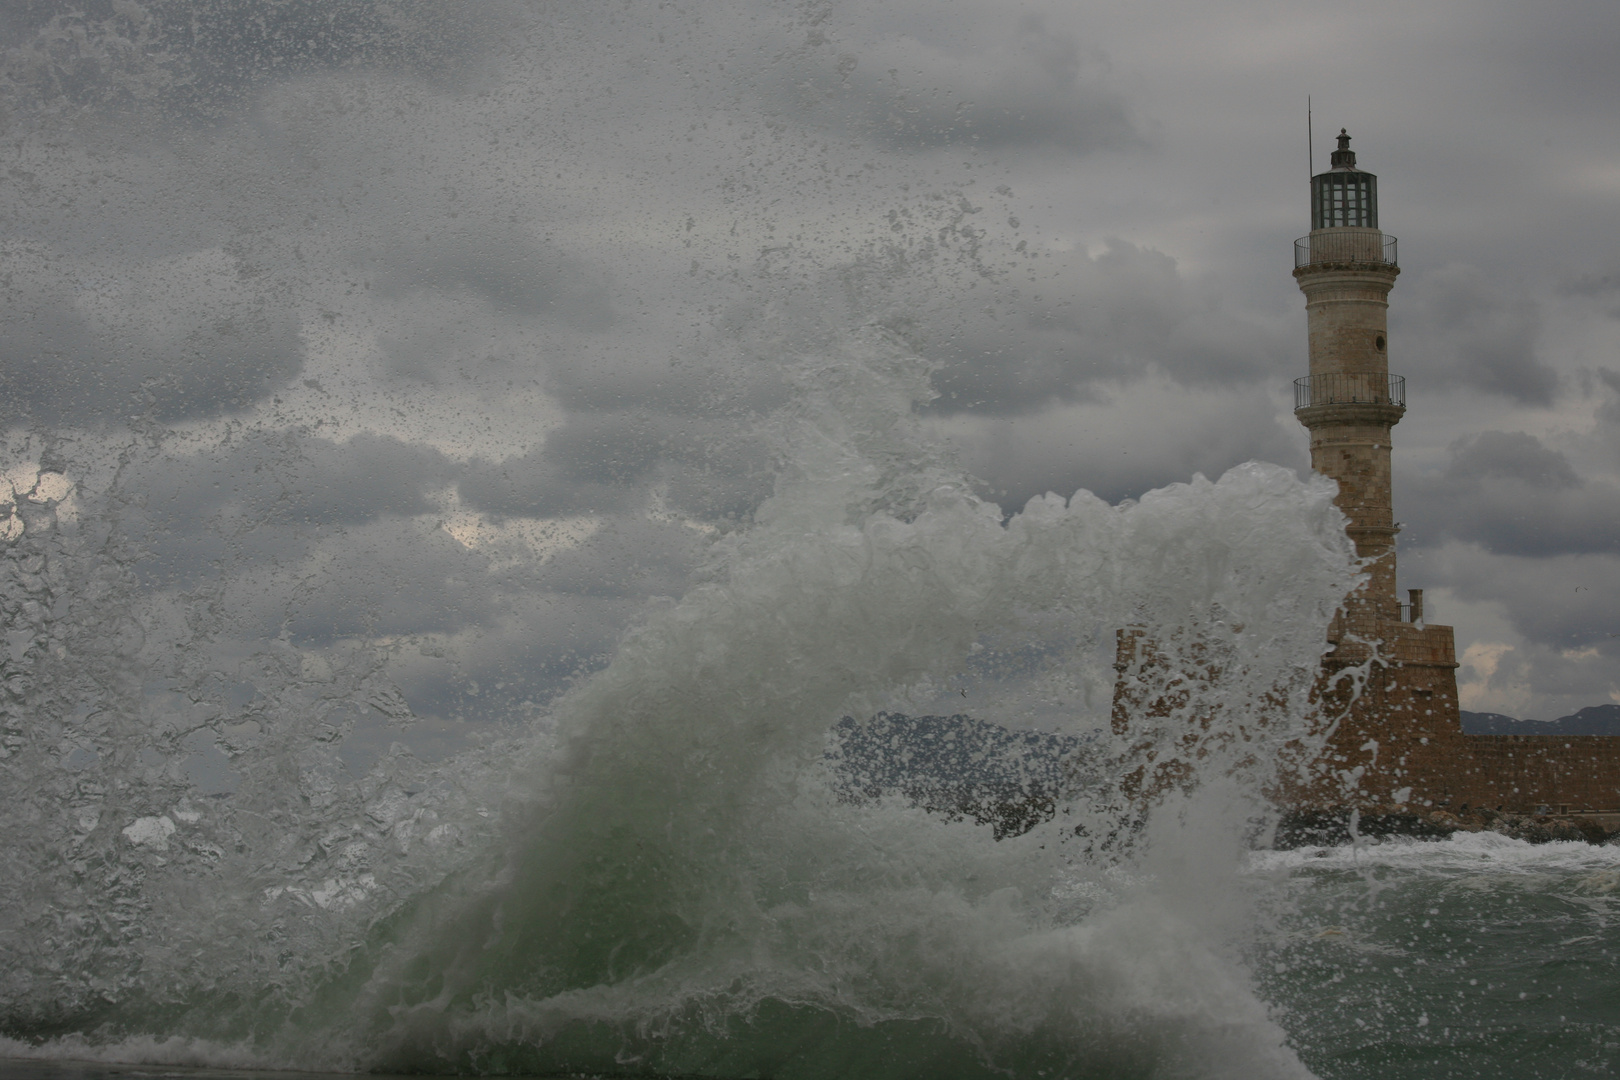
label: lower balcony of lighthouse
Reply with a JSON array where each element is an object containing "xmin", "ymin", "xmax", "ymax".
[
  {"xmin": 1294, "ymin": 373, "xmax": 1406, "ymax": 428},
  {"xmin": 1294, "ymin": 371, "xmax": 1404, "ymax": 408}
]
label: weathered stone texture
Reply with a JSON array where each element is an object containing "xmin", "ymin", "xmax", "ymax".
[
  {"xmin": 1294, "ymin": 254, "xmax": 1404, "ymax": 623},
  {"xmin": 1303, "ymin": 632, "xmax": 1620, "ymax": 814},
  {"xmin": 1293, "ymin": 262, "xmax": 1398, "ymax": 378}
]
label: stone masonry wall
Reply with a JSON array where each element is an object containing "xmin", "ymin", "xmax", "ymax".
[
  {"xmin": 1294, "ymin": 264, "xmax": 1397, "ymax": 378},
  {"xmin": 1271, "ymin": 233, "xmax": 1620, "ymax": 819},
  {"xmin": 1447, "ymin": 736, "xmax": 1620, "ymax": 813},
  {"xmin": 1296, "ymin": 618, "xmax": 1620, "ymax": 814},
  {"xmin": 1294, "ymin": 256, "xmax": 1403, "ymax": 624},
  {"xmin": 1111, "ymin": 617, "xmax": 1620, "ymax": 815},
  {"xmin": 1301, "ymin": 406, "xmax": 1403, "ymax": 620}
]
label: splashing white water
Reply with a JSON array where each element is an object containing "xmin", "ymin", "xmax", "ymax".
[{"xmin": 2, "ymin": 325, "xmax": 1360, "ymax": 1078}]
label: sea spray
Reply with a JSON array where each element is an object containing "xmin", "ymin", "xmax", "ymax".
[
  {"xmin": 316, "ymin": 335, "xmax": 1357, "ymax": 1075},
  {"xmin": 0, "ymin": 451, "xmax": 507, "ymax": 1043},
  {"xmin": 2, "ymin": 333, "xmax": 1360, "ymax": 1078}
]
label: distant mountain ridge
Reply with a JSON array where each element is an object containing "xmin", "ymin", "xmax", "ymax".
[
  {"xmin": 832, "ymin": 707, "xmax": 1620, "ymax": 840},
  {"xmin": 1459, "ymin": 704, "xmax": 1620, "ymax": 736}
]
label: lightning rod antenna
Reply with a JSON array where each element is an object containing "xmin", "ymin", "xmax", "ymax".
[{"xmin": 1307, "ymin": 95, "xmax": 1313, "ymax": 179}]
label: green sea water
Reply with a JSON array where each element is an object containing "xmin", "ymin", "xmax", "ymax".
[
  {"xmin": 4, "ymin": 833, "xmax": 1615, "ymax": 1080},
  {"xmin": 1251, "ymin": 833, "xmax": 1620, "ymax": 1079}
]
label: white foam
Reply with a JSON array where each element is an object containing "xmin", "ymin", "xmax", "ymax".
[
  {"xmin": 0, "ymin": 1034, "xmax": 277, "ymax": 1072},
  {"xmin": 1249, "ymin": 829, "xmax": 1620, "ymax": 877}
]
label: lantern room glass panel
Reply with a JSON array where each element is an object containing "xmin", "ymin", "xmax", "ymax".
[{"xmin": 1312, "ymin": 170, "xmax": 1378, "ymax": 230}]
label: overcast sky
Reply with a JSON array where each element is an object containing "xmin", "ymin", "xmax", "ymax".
[{"xmin": 3, "ymin": 0, "xmax": 1617, "ymax": 737}]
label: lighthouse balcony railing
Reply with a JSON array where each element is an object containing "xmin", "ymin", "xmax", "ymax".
[
  {"xmin": 1294, "ymin": 230, "xmax": 1397, "ymax": 268},
  {"xmin": 1294, "ymin": 373, "xmax": 1405, "ymax": 410}
]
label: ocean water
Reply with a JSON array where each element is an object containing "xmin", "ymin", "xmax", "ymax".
[
  {"xmin": 3, "ymin": 3, "xmax": 1616, "ymax": 1077},
  {"xmin": 1253, "ymin": 835, "xmax": 1620, "ymax": 1078}
]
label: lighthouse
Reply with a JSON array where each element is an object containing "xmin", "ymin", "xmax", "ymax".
[
  {"xmin": 1118, "ymin": 129, "xmax": 1620, "ymax": 829},
  {"xmin": 1288, "ymin": 129, "xmax": 1464, "ymax": 815},
  {"xmin": 1293, "ymin": 129, "xmax": 1405, "ymax": 630}
]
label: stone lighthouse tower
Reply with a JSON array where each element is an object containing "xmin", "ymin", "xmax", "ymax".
[
  {"xmin": 1291, "ymin": 129, "xmax": 1464, "ymax": 814},
  {"xmin": 1294, "ymin": 129, "xmax": 1404, "ymax": 631},
  {"xmin": 1121, "ymin": 130, "xmax": 1617, "ymax": 826}
]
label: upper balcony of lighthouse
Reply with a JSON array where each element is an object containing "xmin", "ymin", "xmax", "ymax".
[{"xmin": 1295, "ymin": 129, "xmax": 1397, "ymax": 270}]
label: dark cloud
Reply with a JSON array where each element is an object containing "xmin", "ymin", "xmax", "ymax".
[
  {"xmin": 458, "ymin": 444, "xmax": 643, "ymax": 521},
  {"xmin": 268, "ymin": 518, "xmax": 500, "ymax": 641},
  {"xmin": 537, "ymin": 309, "xmax": 795, "ymax": 417},
  {"xmin": 141, "ymin": 430, "xmax": 455, "ymax": 525},
  {"xmin": 368, "ymin": 228, "xmax": 617, "ymax": 334},
  {"xmin": 1396, "ymin": 263, "xmax": 1557, "ymax": 405},
  {"xmin": 534, "ymin": 515, "xmax": 711, "ymax": 601},
  {"xmin": 119, "ymin": 430, "xmax": 457, "ymax": 590},
  {"xmin": 1595, "ymin": 369, "xmax": 1620, "ymax": 431},
  {"xmin": 456, "ymin": 412, "xmax": 676, "ymax": 521},
  {"xmin": 657, "ymin": 452, "xmax": 777, "ymax": 522},
  {"xmin": 1427, "ymin": 545, "xmax": 1620, "ymax": 651},
  {"xmin": 360, "ymin": 228, "xmax": 620, "ymax": 384},
  {"xmin": 908, "ymin": 240, "xmax": 1285, "ymax": 415},
  {"xmin": 950, "ymin": 392, "xmax": 1304, "ymax": 510},
  {"xmin": 1454, "ymin": 633, "xmax": 1620, "ymax": 722},
  {"xmin": 1, "ymin": 0, "xmax": 1612, "ymax": 732},
  {"xmin": 1401, "ymin": 431, "xmax": 1620, "ymax": 558},
  {"xmin": 381, "ymin": 592, "xmax": 632, "ymax": 727},
  {"xmin": 332, "ymin": 518, "xmax": 713, "ymax": 725},
  {"xmin": 781, "ymin": 15, "xmax": 1136, "ymax": 154},
  {"xmin": 1557, "ymin": 266, "xmax": 1620, "ymax": 318},
  {"xmin": 0, "ymin": 0, "xmax": 502, "ymax": 125},
  {"xmin": 0, "ymin": 249, "xmax": 304, "ymax": 426},
  {"xmin": 544, "ymin": 412, "xmax": 689, "ymax": 486},
  {"xmin": 458, "ymin": 411, "xmax": 773, "ymax": 523},
  {"xmin": 1443, "ymin": 430, "xmax": 1580, "ymax": 488},
  {"xmin": 1482, "ymin": 0, "xmax": 1620, "ymax": 121},
  {"xmin": 542, "ymin": 344, "xmax": 715, "ymax": 416}
]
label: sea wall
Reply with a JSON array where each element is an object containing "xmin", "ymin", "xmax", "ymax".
[
  {"xmin": 1434, "ymin": 734, "xmax": 1620, "ymax": 813},
  {"xmin": 1115, "ymin": 620, "xmax": 1620, "ymax": 820},
  {"xmin": 1303, "ymin": 619, "xmax": 1620, "ymax": 814}
]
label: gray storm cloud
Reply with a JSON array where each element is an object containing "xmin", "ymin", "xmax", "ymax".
[
  {"xmin": 1398, "ymin": 264, "xmax": 1558, "ymax": 405},
  {"xmin": 914, "ymin": 239, "xmax": 1287, "ymax": 415},
  {"xmin": 780, "ymin": 14, "xmax": 1137, "ymax": 154},
  {"xmin": 3, "ymin": 0, "xmax": 1617, "ymax": 726},
  {"xmin": 458, "ymin": 411, "xmax": 774, "ymax": 522},
  {"xmin": 0, "ymin": 245, "xmax": 305, "ymax": 425},
  {"xmin": 135, "ymin": 431, "xmax": 457, "ymax": 529},
  {"xmin": 368, "ymin": 229, "xmax": 617, "ymax": 331},
  {"xmin": 1402, "ymin": 431, "xmax": 1620, "ymax": 559},
  {"xmin": 0, "ymin": 0, "xmax": 503, "ymax": 123}
]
